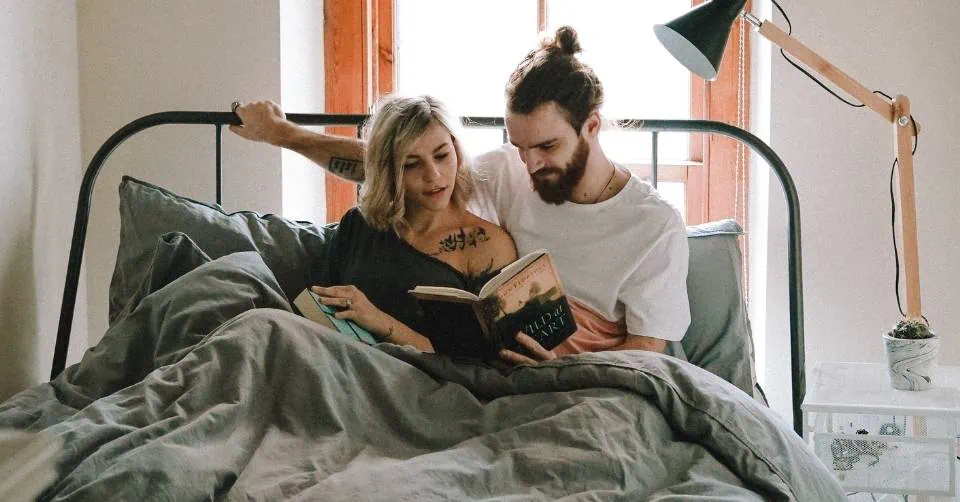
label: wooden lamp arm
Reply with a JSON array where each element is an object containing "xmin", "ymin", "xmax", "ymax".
[
  {"xmin": 747, "ymin": 14, "xmax": 923, "ymax": 319},
  {"xmin": 892, "ymin": 97, "xmax": 922, "ymax": 320},
  {"xmin": 748, "ymin": 15, "xmax": 896, "ymax": 122}
]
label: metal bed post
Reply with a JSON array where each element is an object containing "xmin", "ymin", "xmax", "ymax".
[
  {"xmin": 215, "ymin": 124, "xmax": 223, "ymax": 205},
  {"xmin": 639, "ymin": 119, "xmax": 805, "ymax": 434},
  {"xmin": 651, "ymin": 131, "xmax": 659, "ymax": 189},
  {"xmin": 50, "ymin": 112, "xmax": 804, "ymax": 435}
]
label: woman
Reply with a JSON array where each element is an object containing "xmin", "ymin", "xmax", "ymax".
[{"xmin": 290, "ymin": 95, "xmax": 518, "ymax": 355}]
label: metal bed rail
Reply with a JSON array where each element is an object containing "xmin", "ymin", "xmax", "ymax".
[{"xmin": 50, "ymin": 111, "xmax": 804, "ymax": 434}]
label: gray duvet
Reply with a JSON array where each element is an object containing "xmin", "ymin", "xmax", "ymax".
[{"xmin": 0, "ymin": 234, "xmax": 844, "ymax": 501}]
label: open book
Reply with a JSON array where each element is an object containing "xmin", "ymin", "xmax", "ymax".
[
  {"xmin": 293, "ymin": 289, "xmax": 378, "ymax": 345},
  {"xmin": 409, "ymin": 249, "xmax": 578, "ymax": 356}
]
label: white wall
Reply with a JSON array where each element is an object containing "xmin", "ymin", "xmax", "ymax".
[
  {"xmin": 758, "ymin": 1, "xmax": 960, "ymax": 422},
  {"xmin": 0, "ymin": 2, "xmax": 88, "ymax": 399},
  {"xmin": 77, "ymin": 1, "xmax": 286, "ymax": 342}
]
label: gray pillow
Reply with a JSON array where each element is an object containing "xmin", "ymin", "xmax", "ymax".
[
  {"xmin": 109, "ymin": 176, "xmax": 336, "ymax": 325},
  {"xmin": 666, "ymin": 219, "xmax": 762, "ymax": 402}
]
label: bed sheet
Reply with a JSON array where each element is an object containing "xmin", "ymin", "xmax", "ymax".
[{"xmin": 0, "ymin": 234, "xmax": 844, "ymax": 501}]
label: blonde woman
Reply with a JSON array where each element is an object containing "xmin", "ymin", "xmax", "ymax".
[{"xmin": 287, "ymin": 95, "xmax": 517, "ymax": 355}]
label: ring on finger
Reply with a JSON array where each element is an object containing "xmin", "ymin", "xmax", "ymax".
[
  {"xmin": 344, "ymin": 299, "xmax": 352, "ymax": 309},
  {"xmin": 231, "ymin": 100, "xmax": 241, "ymax": 113}
]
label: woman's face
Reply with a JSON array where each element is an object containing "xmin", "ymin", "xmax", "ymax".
[{"xmin": 400, "ymin": 121, "xmax": 458, "ymax": 213}]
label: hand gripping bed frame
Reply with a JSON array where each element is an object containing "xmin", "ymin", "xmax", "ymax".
[{"xmin": 48, "ymin": 111, "xmax": 806, "ymax": 435}]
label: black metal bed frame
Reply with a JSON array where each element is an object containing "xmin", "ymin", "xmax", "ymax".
[{"xmin": 49, "ymin": 111, "xmax": 805, "ymax": 435}]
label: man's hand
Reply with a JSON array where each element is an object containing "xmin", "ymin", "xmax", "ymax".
[
  {"xmin": 498, "ymin": 331, "xmax": 667, "ymax": 366},
  {"xmin": 498, "ymin": 332, "xmax": 557, "ymax": 366},
  {"xmin": 229, "ymin": 100, "xmax": 291, "ymax": 146}
]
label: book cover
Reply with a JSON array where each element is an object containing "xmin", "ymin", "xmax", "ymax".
[
  {"xmin": 292, "ymin": 289, "xmax": 378, "ymax": 345},
  {"xmin": 409, "ymin": 249, "xmax": 578, "ymax": 356}
]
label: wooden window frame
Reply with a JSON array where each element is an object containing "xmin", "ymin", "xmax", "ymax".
[
  {"xmin": 323, "ymin": 0, "xmax": 394, "ymax": 223},
  {"xmin": 324, "ymin": 0, "xmax": 749, "ymax": 229},
  {"xmin": 690, "ymin": 0, "xmax": 751, "ymax": 228}
]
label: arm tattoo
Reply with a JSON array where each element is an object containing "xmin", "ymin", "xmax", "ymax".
[
  {"xmin": 329, "ymin": 156, "xmax": 363, "ymax": 180},
  {"xmin": 432, "ymin": 228, "xmax": 490, "ymax": 255}
]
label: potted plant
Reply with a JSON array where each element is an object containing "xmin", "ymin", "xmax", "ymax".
[{"xmin": 883, "ymin": 318, "xmax": 940, "ymax": 391}]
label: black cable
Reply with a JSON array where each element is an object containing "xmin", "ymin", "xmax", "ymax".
[
  {"xmin": 770, "ymin": 2, "xmax": 897, "ymax": 110},
  {"xmin": 770, "ymin": 0, "xmax": 866, "ymax": 107},
  {"xmin": 874, "ymin": 90, "xmax": 893, "ymax": 101},
  {"xmin": 891, "ymin": 158, "xmax": 904, "ymax": 317}
]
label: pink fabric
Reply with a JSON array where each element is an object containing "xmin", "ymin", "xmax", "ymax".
[{"xmin": 552, "ymin": 297, "xmax": 626, "ymax": 356}]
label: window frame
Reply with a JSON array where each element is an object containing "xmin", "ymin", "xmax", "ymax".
[{"xmin": 323, "ymin": 0, "xmax": 750, "ymax": 229}]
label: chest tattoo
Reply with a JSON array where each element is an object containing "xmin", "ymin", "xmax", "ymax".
[{"xmin": 431, "ymin": 227, "xmax": 490, "ymax": 255}]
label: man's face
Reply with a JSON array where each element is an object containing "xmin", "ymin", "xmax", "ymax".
[{"xmin": 505, "ymin": 102, "xmax": 589, "ymax": 204}]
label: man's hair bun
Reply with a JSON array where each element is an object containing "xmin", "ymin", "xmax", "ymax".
[{"xmin": 546, "ymin": 25, "xmax": 581, "ymax": 55}]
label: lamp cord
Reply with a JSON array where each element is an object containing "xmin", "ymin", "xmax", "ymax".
[
  {"xmin": 770, "ymin": 0, "xmax": 868, "ymax": 107},
  {"xmin": 771, "ymin": 0, "xmax": 924, "ymax": 322},
  {"xmin": 770, "ymin": 2, "xmax": 899, "ymax": 110}
]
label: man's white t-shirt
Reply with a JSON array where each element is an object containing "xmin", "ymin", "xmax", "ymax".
[{"xmin": 468, "ymin": 144, "xmax": 690, "ymax": 342}]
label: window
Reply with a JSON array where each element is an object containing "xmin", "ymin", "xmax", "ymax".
[
  {"xmin": 396, "ymin": 0, "xmax": 537, "ymax": 157},
  {"xmin": 324, "ymin": 0, "xmax": 750, "ymax": 229}
]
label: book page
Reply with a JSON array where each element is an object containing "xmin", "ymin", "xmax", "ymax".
[
  {"xmin": 408, "ymin": 286, "xmax": 479, "ymax": 303},
  {"xmin": 492, "ymin": 254, "xmax": 565, "ymax": 318},
  {"xmin": 293, "ymin": 290, "xmax": 338, "ymax": 331},
  {"xmin": 478, "ymin": 249, "xmax": 546, "ymax": 298}
]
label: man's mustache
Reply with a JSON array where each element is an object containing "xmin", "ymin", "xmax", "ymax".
[{"xmin": 531, "ymin": 167, "xmax": 563, "ymax": 181}]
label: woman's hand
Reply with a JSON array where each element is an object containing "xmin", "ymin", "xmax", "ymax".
[
  {"xmin": 498, "ymin": 332, "xmax": 558, "ymax": 366},
  {"xmin": 311, "ymin": 285, "xmax": 390, "ymax": 337},
  {"xmin": 311, "ymin": 285, "xmax": 435, "ymax": 352},
  {"xmin": 229, "ymin": 100, "xmax": 291, "ymax": 146}
]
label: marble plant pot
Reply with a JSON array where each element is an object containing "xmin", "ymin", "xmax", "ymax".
[{"xmin": 883, "ymin": 333, "xmax": 940, "ymax": 391}]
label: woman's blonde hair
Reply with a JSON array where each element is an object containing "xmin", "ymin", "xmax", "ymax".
[{"xmin": 359, "ymin": 95, "xmax": 474, "ymax": 234}]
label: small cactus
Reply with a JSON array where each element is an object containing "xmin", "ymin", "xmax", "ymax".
[{"xmin": 889, "ymin": 319, "xmax": 935, "ymax": 340}]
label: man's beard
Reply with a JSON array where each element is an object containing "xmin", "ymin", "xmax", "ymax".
[{"xmin": 530, "ymin": 137, "xmax": 589, "ymax": 205}]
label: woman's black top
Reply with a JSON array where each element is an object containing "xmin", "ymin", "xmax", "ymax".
[{"xmin": 312, "ymin": 208, "xmax": 497, "ymax": 357}]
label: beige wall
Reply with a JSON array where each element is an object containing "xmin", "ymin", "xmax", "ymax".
[
  {"xmin": 756, "ymin": 1, "xmax": 960, "ymax": 421},
  {"xmin": 77, "ymin": 1, "xmax": 288, "ymax": 342},
  {"xmin": 0, "ymin": 1, "xmax": 325, "ymax": 395},
  {"xmin": 0, "ymin": 2, "xmax": 88, "ymax": 399}
]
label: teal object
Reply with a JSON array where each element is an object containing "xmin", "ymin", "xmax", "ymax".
[{"xmin": 319, "ymin": 304, "xmax": 377, "ymax": 345}]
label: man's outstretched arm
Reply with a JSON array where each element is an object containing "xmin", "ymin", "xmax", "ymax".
[{"xmin": 230, "ymin": 100, "xmax": 367, "ymax": 183}]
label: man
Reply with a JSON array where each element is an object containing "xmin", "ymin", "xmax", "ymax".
[{"xmin": 230, "ymin": 26, "xmax": 690, "ymax": 364}]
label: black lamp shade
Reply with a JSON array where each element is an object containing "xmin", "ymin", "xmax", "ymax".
[{"xmin": 654, "ymin": 0, "xmax": 747, "ymax": 81}]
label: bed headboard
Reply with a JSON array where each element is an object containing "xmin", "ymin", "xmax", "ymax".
[{"xmin": 51, "ymin": 111, "xmax": 805, "ymax": 434}]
